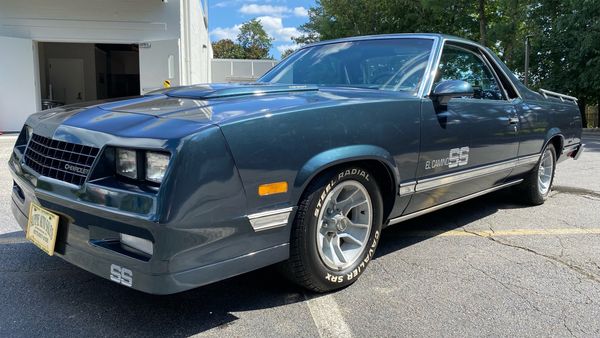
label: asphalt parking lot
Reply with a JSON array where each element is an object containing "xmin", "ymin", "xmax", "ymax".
[{"xmin": 1, "ymin": 133, "xmax": 599, "ymax": 337}]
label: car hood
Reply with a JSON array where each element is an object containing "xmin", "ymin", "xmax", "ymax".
[
  {"xmin": 99, "ymin": 83, "xmax": 415, "ymax": 125},
  {"xmin": 28, "ymin": 83, "xmax": 415, "ymax": 139}
]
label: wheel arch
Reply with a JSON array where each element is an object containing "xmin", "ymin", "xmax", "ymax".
[
  {"xmin": 293, "ymin": 145, "xmax": 399, "ymax": 220},
  {"xmin": 543, "ymin": 129, "xmax": 565, "ymax": 159}
]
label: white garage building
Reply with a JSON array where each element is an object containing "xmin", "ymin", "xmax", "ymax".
[{"xmin": 0, "ymin": 0, "xmax": 212, "ymax": 132}]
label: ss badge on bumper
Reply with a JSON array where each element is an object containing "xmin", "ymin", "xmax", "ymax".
[{"xmin": 110, "ymin": 264, "xmax": 133, "ymax": 287}]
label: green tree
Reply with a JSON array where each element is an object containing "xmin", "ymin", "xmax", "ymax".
[
  {"xmin": 294, "ymin": 0, "xmax": 429, "ymax": 42},
  {"xmin": 212, "ymin": 39, "xmax": 245, "ymax": 59},
  {"xmin": 486, "ymin": 0, "xmax": 528, "ymax": 67},
  {"xmin": 526, "ymin": 0, "xmax": 600, "ymax": 125},
  {"xmin": 237, "ymin": 18, "xmax": 274, "ymax": 59},
  {"xmin": 280, "ymin": 48, "xmax": 296, "ymax": 59},
  {"xmin": 293, "ymin": 0, "xmax": 486, "ymax": 45}
]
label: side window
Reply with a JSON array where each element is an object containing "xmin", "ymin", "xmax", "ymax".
[{"xmin": 434, "ymin": 45, "xmax": 504, "ymax": 100}]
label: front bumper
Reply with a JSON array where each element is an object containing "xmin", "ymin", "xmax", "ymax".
[
  {"xmin": 9, "ymin": 151, "xmax": 292, "ymax": 295},
  {"xmin": 10, "ymin": 183, "xmax": 290, "ymax": 294}
]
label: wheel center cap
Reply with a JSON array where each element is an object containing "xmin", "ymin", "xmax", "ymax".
[{"xmin": 332, "ymin": 214, "xmax": 348, "ymax": 232}]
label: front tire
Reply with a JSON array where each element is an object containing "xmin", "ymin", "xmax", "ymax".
[
  {"xmin": 283, "ymin": 166, "xmax": 383, "ymax": 292},
  {"xmin": 516, "ymin": 144, "xmax": 557, "ymax": 205}
]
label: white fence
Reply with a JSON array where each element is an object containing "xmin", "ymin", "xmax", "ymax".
[{"xmin": 211, "ymin": 59, "xmax": 278, "ymax": 83}]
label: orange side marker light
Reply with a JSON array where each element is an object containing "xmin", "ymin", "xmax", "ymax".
[{"xmin": 258, "ymin": 182, "xmax": 288, "ymax": 196}]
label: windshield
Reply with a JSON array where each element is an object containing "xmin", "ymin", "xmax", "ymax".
[{"xmin": 259, "ymin": 38, "xmax": 434, "ymax": 94}]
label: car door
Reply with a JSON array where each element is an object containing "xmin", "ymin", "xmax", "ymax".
[{"xmin": 404, "ymin": 43, "xmax": 519, "ymax": 214}]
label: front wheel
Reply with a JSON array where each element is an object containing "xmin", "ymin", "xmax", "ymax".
[
  {"xmin": 282, "ymin": 166, "xmax": 383, "ymax": 292},
  {"xmin": 516, "ymin": 144, "xmax": 557, "ymax": 205}
]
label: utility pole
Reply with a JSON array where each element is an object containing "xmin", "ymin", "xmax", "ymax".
[{"xmin": 524, "ymin": 35, "xmax": 532, "ymax": 86}]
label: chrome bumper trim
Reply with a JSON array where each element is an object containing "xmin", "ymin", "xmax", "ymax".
[
  {"xmin": 573, "ymin": 144, "xmax": 584, "ymax": 160},
  {"xmin": 247, "ymin": 207, "xmax": 294, "ymax": 232}
]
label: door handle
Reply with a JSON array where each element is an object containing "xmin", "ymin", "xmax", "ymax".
[{"xmin": 508, "ymin": 117, "xmax": 519, "ymax": 125}]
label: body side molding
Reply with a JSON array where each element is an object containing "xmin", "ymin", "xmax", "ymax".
[
  {"xmin": 388, "ymin": 179, "xmax": 524, "ymax": 225},
  {"xmin": 399, "ymin": 154, "xmax": 540, "ymax": 196}
]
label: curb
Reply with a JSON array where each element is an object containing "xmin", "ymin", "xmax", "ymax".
[{"xmin": 583, "ymin": 128, "xmax": 600, "ymax": 134}]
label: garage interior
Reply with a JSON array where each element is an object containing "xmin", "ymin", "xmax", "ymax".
[{"xmin": 37, "ymin": 42, "xmax": 140, "ymax": 108}]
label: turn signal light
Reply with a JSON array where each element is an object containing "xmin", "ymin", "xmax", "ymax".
[{"xmin": 258, "ymin": 182, "xmax": 288, "ymax": 196}]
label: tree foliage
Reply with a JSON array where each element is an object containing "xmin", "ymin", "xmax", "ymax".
[
  {"xmin": 280, "ymin": 48, "xmax": 296, "ymax": 59},
  {"xmin": 237, "ymin": 18, "xmax": 274, "ymax": 59},
  {"xmin": 212, "ymin": 18, "xmax": 274, "ymax": 59},
  {"xmin": 294, "ymin": 0, "xmax": 600, "ymax": 111},
  {"xmin": 212, "ymin": 39, "xmax": 245, "ymax": 59}
]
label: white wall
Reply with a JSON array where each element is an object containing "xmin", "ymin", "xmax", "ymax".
[
  {"xmin": 182, "ymin": 0, "xmax": 211, "ymax": 84},
  {"xmin": 212, "ymin": 59, "xmax": 278, "ymax": 83},
  {"xmin": 139, "ymin": 39, "xmax": 181, "ymax": 93},
  {"xmin": 0, "ymin": 37, "xmax": 39, "ymax": 132},
  {"xmin": 140, "ymin": 0, "xmax": 211, "ymax": 91},
  {"xmin": 0, "ymin": 0, "xmax": 181, "ymax": 43},
  {"xmin": 0, "ymin": 0, "xmax": 212, "ymax": 130}
]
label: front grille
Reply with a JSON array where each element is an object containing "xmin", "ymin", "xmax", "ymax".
[{"xmin": 24, "ymin": 134, "xmax": 100, "ymax": 186}]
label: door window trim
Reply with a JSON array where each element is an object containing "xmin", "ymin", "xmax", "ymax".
[
  {"xmin": 424, "ymin": 37, "xmax": 523, "ymax": 101},
  {"xmin": 432, "ymin": 43, "xmax": 508, "ymax": 101}
]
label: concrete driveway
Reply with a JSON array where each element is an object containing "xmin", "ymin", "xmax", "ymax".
[{"xmin": 1, "ymin": 133, "xmax": 599, "ymax": 337}]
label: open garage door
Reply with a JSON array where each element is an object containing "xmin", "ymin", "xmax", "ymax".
[
  {"xmin": 38, "ymin": 43, "xmax": 140, "ymax": 107},
  {"xmin": 48, "ymin": 58, "xmax": 85, "ymax": 104}
]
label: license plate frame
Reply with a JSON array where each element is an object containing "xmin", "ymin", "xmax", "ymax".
[{"xmin": 26, "ymin": 203, "xmax": 60, "ymax": 256}]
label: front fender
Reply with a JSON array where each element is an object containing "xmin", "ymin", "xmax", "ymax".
[{"xmin": 293, "ymin": 144, "xmax": 399, "ymax": 203}]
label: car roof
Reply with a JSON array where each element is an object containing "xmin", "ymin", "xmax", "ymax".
[{"xmin": 301, "ymin": 33, "xmax": 480, "ymax": 49}]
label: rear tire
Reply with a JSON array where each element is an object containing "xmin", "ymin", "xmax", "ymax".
[
  {"xmin": 516, "ymin": 144, "xmax": 556, "ymax": 205},
  {"xmin": 282, "ymin": 166, "xmax": 383, "ymax": 292}
]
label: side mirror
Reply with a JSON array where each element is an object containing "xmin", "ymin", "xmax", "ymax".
[{"xmin": 431, "ymin": 80, "xmax": 474, "ymax": 106}]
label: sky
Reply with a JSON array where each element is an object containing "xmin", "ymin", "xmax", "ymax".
[{"xmin": 208, "ymin": 0, "xmax": 316, "ymax": 59}]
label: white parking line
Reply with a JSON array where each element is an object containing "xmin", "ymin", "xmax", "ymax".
[
  {"xmin": 397, "ymin": 228, "xmax": 600, "ymax": 238},
  {"xmin": 305, "ymin": 294, "xmax": 353, "ymax": 338},
  {"xmin": 0, "ymin": 236, "xmax": 27, "ymax": 244}
]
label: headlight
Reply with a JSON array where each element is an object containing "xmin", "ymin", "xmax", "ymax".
[
  {"xmin": 145, "ymin": 152, "xmax": 170, "ymax": 183},
  {"xmin": 25, "ymin": 125, "xmax": 33, "ymax": 142},
  {"xmin": 116, "ymin": 148, "xmax": 137, "ymax": 179}
]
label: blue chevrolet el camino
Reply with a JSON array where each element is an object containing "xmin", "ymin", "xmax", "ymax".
[{"xmin": 9, "ymin": 34, "xmax": 583, "ymax": 294}]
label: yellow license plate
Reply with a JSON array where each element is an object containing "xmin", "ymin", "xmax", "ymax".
[{"xmin": 26, "ymin": 203, "xmax": 60, "ymax": 256}]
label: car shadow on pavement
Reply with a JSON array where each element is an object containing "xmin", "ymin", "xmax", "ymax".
[
  {"xmin": 0, "ymin": 237, "xmax": 306, "ymax": 337},
  {"xmin": 0, "ymin": 189, "xmax": 528, "ymax": 337},
  {"xmin": 376, "ymin": 188, "xmax": 526, "ymax": 258}
]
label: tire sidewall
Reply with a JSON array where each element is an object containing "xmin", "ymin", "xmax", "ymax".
[
  {"xmin": 301, "ymin": 167, "xmax": 383, "ymax": 290},
  {"xmin": 537, "ymin": 144, "xmax": 557, "ymax": 200}
]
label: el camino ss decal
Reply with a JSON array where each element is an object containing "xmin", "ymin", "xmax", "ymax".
[{"xmin": 425, "ymin": 146, "xmax": 470, "ymax": 170}]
